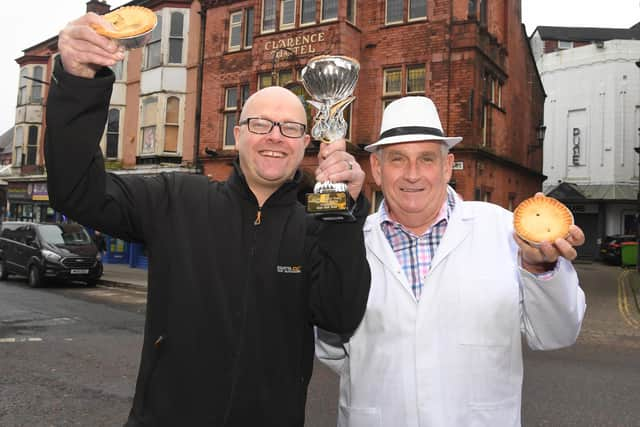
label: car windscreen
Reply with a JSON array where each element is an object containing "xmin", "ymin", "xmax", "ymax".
[{"xmin": 38, "ymin": 224, "xmax": 93, "ymax": 245}]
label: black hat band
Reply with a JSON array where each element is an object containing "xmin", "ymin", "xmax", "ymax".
[{"xmin": 379, "ymin": 126, "xmax": 444, "ymax": 140}]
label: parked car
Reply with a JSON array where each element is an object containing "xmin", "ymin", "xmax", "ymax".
[
  {"xmin": 0, "ymin": 221, "xmax": 103, "ymax": 287},
  {"xmin": 599, "ymin": 234, "xmax": 637, "ymax": 265}
]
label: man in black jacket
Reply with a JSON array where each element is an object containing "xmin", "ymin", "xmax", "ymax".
[{"xmin": 45, "ymin": 13, "xmax": 371, "ymax": 427}]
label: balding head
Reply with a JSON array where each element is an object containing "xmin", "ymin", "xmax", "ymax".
[
  {"xmin": 233, "ymin": 85, "xmax": 311, "ymax": 205},
  {"xmin": 240, "ymin": 86, "xmax": 307, "ymax": 125}
]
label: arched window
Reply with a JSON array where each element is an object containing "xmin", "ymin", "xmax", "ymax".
[
  {"xmin": 106, "ymin": 109, "xmax": 120, "ymax": 158},
  {"xmin": 141, "ymin": 97, "xmax": 158, "ymax": 154},
  {"xmin": 165, "ymin": 97, "xmax": 180, "ymax": 152}
]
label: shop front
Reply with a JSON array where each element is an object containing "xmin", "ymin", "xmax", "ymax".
[{"xmin": 5, "ymin": 179, "xmax": 60, "ymax": 223}]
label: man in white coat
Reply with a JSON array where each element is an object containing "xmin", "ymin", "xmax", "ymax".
[{"xmin": 316, "ymin": 96, "xmax": 587, "ymax": 427}]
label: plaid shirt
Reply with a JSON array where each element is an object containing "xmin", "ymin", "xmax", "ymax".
[{"xmin": 379, "ymin": 187, "xmax": 457, "ymax": 300}]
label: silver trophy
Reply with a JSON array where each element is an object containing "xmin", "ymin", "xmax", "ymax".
[{"xmin": 301, "ymin": 55, "xmax": 360, "ymax": 221}]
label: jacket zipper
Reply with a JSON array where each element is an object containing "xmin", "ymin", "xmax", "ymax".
[
  {"xmin": 223, "ymin": 205, "xmax": 261, "ymax": 425},
  {"xmin": 254, "ymin": 208, "xmax": 262, "ymax": 226}
]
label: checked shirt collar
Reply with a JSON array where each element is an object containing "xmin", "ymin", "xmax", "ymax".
[{"xmin": 379, "ymin": 186, "xmax": 457, "ymax": 300}]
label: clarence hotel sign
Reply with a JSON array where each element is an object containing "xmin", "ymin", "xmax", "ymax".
[{"xmin": 264, "ymin": 31, "xmax": 326, "ymax": 57}]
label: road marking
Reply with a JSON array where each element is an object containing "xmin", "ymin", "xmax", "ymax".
[
  {"xmin": 0, "ymin": 337, "xmax": 72, "ymax": 343},
  {"xmin": 0, "ymin": 337, "xmax": 43, "ymax": 343},
  {"xmin": 617, "ymin": 269, "xmax": 640, "ymax": 329}
]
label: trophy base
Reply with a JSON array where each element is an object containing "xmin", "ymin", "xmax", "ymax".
[{"xmin": 306, "ymin": 191, "xmax": 355, "ymax": 222}]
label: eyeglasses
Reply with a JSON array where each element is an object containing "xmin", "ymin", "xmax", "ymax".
[{"xmin": 239, "ymin": 117, "xmax": 306, "ymax": 138}]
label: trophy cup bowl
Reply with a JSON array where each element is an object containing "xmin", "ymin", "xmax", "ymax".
[{"xmin": 301, "ymin": 55, "xmax": 360, "ymax": 221}]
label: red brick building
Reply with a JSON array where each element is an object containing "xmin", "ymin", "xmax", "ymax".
[{"xmin": 199, "ymin": 0, "xmax": 546, "ymax": 209}]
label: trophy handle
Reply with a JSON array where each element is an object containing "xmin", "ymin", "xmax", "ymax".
[{"xmin": 329, "ymin": 96, "xmax": 355, "ymax": 118}]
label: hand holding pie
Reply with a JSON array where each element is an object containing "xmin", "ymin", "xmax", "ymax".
[
  {"xmin": 91, "ymin": 6, "xmax": 157, "ymax": 49},
  {"xmin": 513, "ymin": 195, "xmax": 573, "ymax": 245},
  {"xmin": 513, "ymin": 193, "xmax": 584, "ymax": 272}
]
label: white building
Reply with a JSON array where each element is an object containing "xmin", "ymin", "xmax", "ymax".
[{"xmin": 530, "ymin": 25, "xmax": 640, "ymax": 259}]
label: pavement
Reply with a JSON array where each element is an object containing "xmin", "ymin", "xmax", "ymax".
[
  {"xmin": 98, "ymin": 261, "xmax": 640, "ymax": 313},
  {"xmin": 623, "ymin": 267, "xmax": 640, "ymax": 313},
  {"xmin": 99, "ymin": 263, "xmax": 148, "ymax": 292}
]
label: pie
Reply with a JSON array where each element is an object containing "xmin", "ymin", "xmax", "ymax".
[
  {"xmin": 513, "ymin": 196, "xmax": 573, "ymax": 244},
  {"xmin": 92, "ymin": 6, "xmax": 157, "ymax": 39}
]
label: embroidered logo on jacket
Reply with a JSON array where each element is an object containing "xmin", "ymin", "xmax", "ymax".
[{"xmin": 277, "ymin": 265, "xmax": 302, "ymax": 274}]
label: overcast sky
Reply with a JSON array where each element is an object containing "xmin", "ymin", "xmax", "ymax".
[{"xmin": 0, "ymin": 0, "xmax": 638, "ymax": 133}]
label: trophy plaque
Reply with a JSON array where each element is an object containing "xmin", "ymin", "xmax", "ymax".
[{"xmin": 300, "ymin": 55, "xmax": 360, "ymax": 221}]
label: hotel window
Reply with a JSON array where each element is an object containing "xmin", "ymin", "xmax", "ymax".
[
  {"xmin": 278, "ymin": 69, "xmax": 294, "ymax": 86},
  {"xmin": 229, "ymin": 11, "xmax": 243, "ymax": 51},
  {"xmin": 245, "ymin": 8, "xmax": 254, "ymax": 47},
  {"xmin": 483, "ymin": 71, "xmax": 503, "ymax": 108},
  {"xmin": 144, "ymin": 10, "xmax": 187, "ymax": 69},
  {"xmin": 301, "ymin": 0, "xmax": 316, "ymax": 24},
  {"xmin": 26, "ymin": 126, "xmax": 38, "ymax": 165},
  {"xmin": 383, "ymin": 68, "xmax": 402, "ymax": 96},
  {"xmin": 145, "ymin": 14, "xmax": 162, "ymax": 68},
  {"xmin": 406, "ymin": 65, "xmax": 425, "ymax": 94},
  {"xmin": 169, "ymin": 12, "xmax": 184, "ymax": 63},
  {"xmin": 321, "ymin": 0, "xmax": 338, "ymax": 21},
  {"xmin": 347, "ymin": 0, "xmax": 356, "ymax": 23},
  {"xmin": 409, "ymin": 0, "xmax": 427, "ymax": 20},
  {"xmin": 223, "ymin": 84, "xmax": 250, "ymax": 148},
  {"xmin": 258, "ymin": 73, "xmax": 273, "ymax": 89},
  {"xmin": 383, "ymin": 65, "xmax": 426, "ymax": 111},
  {"xmin": 165, "ymin": 97, "xmax": 180, "ymax": 152},
  {"xmin": 229, "ymin": 8, "xmax": 254, "ymax": 51},
  {"xmin": 31, "ymin": 66, "xmax": 43, "ymax": 104},
  {"xmin": 13, "ymin": 127, "xmax": 24, "ymax": 167},
  {"xmin": 17, "ymin": 68, "xmax": 28, "ymax": 106},
  {"xmin": 106, "ymin": 108, "xmax": 120, "ymax": 158},
  {"xmin": 281, "ymin": 0, "xmax": 295, "ymax": 29},
  {"xmin": 141, "ymin": 97, "xmax": 158, "ymax": 154},
  {"xmin": 262, "ymin": 0, "xmax": 276, "ymax": 33},
  {"xmin": 259, "ymin": 70, "xmax": 294, "ymax": 88},
  {"xmin": 386, "ymin": 0, "xmax": 403, "ymax": 24},
  {"xmin": 481, "ymin": 104, "xmax": 490, "ymax": 146}
]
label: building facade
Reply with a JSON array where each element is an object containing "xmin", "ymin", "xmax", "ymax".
[
  {"xmin": 8, "ymin": 0, "xmax": 201, "ymax": 266},
  {"xmin": 10, "ymin": 0, "xmax": 546, "ymax": 250},
  {"xmin": 199, "ymin": 0, "xmax": 546, "ymax": 209},
  {"xmin": 530, "ymin": 25, "xmax": 640, "ymax": 258}
]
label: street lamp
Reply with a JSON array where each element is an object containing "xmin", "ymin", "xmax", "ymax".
[
  {"xmin": 635, "ymin": 144, "xmax": 640, "ymax": 271},
  {"xmin": 633, "ymin": 60, "xmax": 640, "ymax": 272},
  {"xmin": 271, "ymin": 47, "xmax": 297, "ymax": 84},
  {"xmin": 527, "ymin": 124, "xmax": 546, "ymax": 153}
]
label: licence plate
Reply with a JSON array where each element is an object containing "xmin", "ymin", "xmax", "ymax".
[{"xmin": 70, "ymin": 269, "xmax": 89, "ymax": 274}]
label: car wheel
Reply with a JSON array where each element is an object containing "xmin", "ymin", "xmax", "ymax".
[
  {"xmin": 28, "ymin": 265, "xmax": 42, "ymax": 288},
  {"xmin": 0, "ymin": 260, "xmax": 8, "ymax": 280}
]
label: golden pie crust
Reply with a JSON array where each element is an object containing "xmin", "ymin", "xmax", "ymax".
[
  {"xmin": 513, "ymin": 196, "xmax": 573, "ymax": 244},
  {"xmin": 92, "ymin": 6, "xmax": 157, "ymax": 39}
]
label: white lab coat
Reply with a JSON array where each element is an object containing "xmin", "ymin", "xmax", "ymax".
[{"xmin": 316, "ymin": 196, "xmax": 586, "ymax": 427}]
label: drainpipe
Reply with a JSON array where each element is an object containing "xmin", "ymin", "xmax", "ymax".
[{"xmin": 193, "ymin": 0, "xmax": 207, "ymax": 175}]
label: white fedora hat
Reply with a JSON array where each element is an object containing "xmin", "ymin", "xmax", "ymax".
[{"xmin": 365, "ymin": 96, "xmax": 462, "ymax": 152}]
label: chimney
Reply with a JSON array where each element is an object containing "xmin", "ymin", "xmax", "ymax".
[{"xmin": 86, "ymin": 0, "xmax": 111, "ymax": 15}]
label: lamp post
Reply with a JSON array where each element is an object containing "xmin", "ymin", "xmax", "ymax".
[
  {"xmin": 271, "ymin": 47, "xmax": 297, "ymax": 85},
  {"xmin": 635, "ymin": 144, "xmax": 640, "ymax": 272}
]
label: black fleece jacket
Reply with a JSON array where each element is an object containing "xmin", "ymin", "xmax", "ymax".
[{"xmin": 44, "ymin": 59, "xmax": 370, "ymax": 427}]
